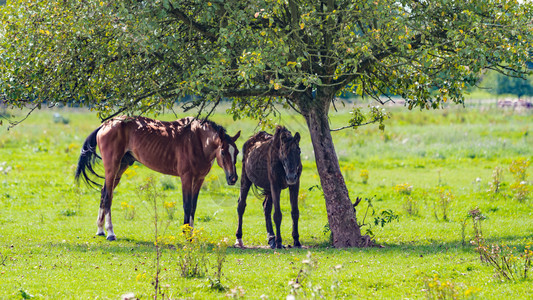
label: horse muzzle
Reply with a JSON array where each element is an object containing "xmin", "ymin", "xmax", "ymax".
[
  {"xmin": 226, "ymin": 173, "xmax": 238, "ymax": 185},
  {"xmin": 286, "ymin": 173, "xmax": 299, "ymax": 185}
]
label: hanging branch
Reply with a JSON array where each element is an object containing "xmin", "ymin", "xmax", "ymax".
[
  {"xmin": 6, "ymin": 103, "xmax": 40, "ymax": 130},
  {"xmin": 199, "ymin": 95, "xmax": 221, "ymax": 124},
  {"xmin": 330, "ymin": 116, "xmax": 384, "ymax": 132}
]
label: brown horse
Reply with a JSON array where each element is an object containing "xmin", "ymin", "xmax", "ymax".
[
  {"xmin": 75, "ymin": 116, "xmax": 240, "ymax": 241},
  {"xmin": 235, "ymin": 126, "xmax": 302, "ymax": 249}
]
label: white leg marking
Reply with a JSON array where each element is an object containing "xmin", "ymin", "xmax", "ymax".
[
  {"xmin": 96, "ymin": 208, "xmax": 105, "ymax": 236},
  {"xmin": 235, "ymin": 239, "xmax": 244, "ymax": 248},
  {"xmin": 189, "ymin": 217, "xmax": 194, "ymax": 228},
  {"xmin": 105, "ymin": 212, "xmax": 116, "ymax": 240}
]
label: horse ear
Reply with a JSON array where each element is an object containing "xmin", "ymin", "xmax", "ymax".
[
  {"xmin": 294, "ymin": 132, "xmax": 300, "ymax": 144},
  {"xmin": 232, "ymin": 131, "xmax": 241, "ymax": 142}
]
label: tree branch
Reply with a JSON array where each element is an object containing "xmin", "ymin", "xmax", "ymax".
[
  {"xmin": 166, "ymin": 3, "xmax": 218, "ymax": 43},
  {"xmin": 221, "ymin": 88, "xmax": 282, "ymax": 98},
  {"xmin": 330, "ymin": 116, "xmax": 384, "ymax": 132},
  {"xmin": 6, "ymin": 103, "xmax": 40, "ymax": 130}
]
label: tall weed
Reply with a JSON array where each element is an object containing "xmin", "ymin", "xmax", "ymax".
[
  {"xmin": 137, "ymin": 178, "xmax": 171, "ymax": 300},
  {"xmin": 394, "ymin": 183, "xmax": 418, "ymax": 216},
  {"xmin": 509, "ymin": 158, "xmax": 530, "ymax": 202},
  {"xmin": 419, "ymin": 272, "xmax": 480, "ymax": 299},
  {"xmin": 469, "ymin": 208, "xmax": 533, "ymax": 281},
  {"xmin": 288, "ymin": 251, "xmax": 322, "ymax": 299},
  {"xmin": 177, "ymin": 225, "xmax": 209, "ymax": 278},
  {"xmin": 488, "ymin": 167, "xmax": 504, "ymax": 197},
  {"xmin": 208, "ymin": 238, "xmax": 230, "ymax": 291},
  {"xmin": 435, "ymin": 188, "xmax": 454, "ymax": 221}
]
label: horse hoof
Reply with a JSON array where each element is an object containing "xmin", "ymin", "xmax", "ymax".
[
  {"xmin": 234, "ymin": 239, "xmax": 245, "ymax": 248},
  {"xmin": 268, "ymin": 239, "xmax": 276, "ymax": 249},
  {"xmin": 96, "ymin": 232, "xmax": 106, "ymax": 237},
  {"xmin": 106, "ymin": 235, "xmax": 117, "ymax": 241}
]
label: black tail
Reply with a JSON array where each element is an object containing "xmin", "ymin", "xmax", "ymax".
[
  {"xmin": 75, "ymin": 127, "xmax": 104, "ymax": 188},
  {"xmin": 251, "ymin": 184, "xmax": 268, "ymax": 200}
]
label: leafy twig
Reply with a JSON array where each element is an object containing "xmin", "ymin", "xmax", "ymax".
[{"xmin": 7, "ymin": 104, "xmax": 40, "ymax": 130}]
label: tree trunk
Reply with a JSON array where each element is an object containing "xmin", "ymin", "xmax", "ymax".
[{"xmin": 299, "ymin": 92, "xmax": 372, "ymax": 248}]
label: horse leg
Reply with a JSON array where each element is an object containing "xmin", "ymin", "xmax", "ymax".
[
  {"xmin": 270, "ymin": 185, "xmax": 283, "ymax": 249},
  {"xmin": 263, "ymin": 192, "xmax": 276, "ymax": 249},
  {"xmin": 289, "ymin": 182, "xmax": 301, "ymax": 248},
  {"xmin": 181, "ymin": 174, "xmax": 193, "ymax": 227},
  {"xmin": 189, "ymin": 177, "xmax": 205, "ymax": 228},
  {"xmin": 235, "ymin": 174, "xmax": 252, "ymax": 248},
  {"xmin": 96, "ymin": 185, "xmax": 108, "ymax": 237},
  {"xmin": 98, "ymin": 177, "xmax": 118, "ymax": 241},
  {"xmin": 97, "ymin": 151, "xmax": 128, "ymax": 241}
]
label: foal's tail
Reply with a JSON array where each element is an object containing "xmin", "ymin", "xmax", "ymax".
[
  {"xmin": 251, "ymin": 184, "xmax": 268, "ymax": 200},
  {"xmin": 75, "ymin": 126, "xmax": 104, "ymax": 188}
]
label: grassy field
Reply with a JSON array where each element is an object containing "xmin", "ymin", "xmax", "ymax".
[{"xmin": 0, "ymin": 103, "xmax": 532, "ymax": 299}]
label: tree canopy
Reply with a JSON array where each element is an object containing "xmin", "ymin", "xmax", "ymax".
[
  {"xmin": 1, "ymin": 0, "xmax": 532, "ymax": 247},
  {"xmin": 2, "ymin": 0, "xmax": 531, "ymax": 118}
]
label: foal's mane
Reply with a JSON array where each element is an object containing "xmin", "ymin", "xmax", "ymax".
[{"xmin": 272, "ymin": 126, "xmax": 293, "ymax": 148}]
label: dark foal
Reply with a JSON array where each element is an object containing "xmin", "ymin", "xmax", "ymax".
[
  {"xmin": 235, "ymin": 126, "xmax": 302, "ymax": 249},
  {"xmin": 75, "ymin": 116, "xmax": 240, "ymax": 241}
]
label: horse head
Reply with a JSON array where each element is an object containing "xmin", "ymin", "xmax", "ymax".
[
  {"xmin": 215, "ymin": 129, "xmax": 241, "ymax": 185},
  {"xmin": 275, "ymin": 127, "xmax": 301, "ymax": 185}
]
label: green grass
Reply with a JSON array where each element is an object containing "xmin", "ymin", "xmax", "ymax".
[{"xmin": 0, "ymin": 105, "xmax": 532, "ymax": 299}]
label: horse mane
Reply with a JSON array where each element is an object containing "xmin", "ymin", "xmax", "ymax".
[
  {"xmin": 201, "ymin": 118, "xmax": 225, "ymax": 133},
  {"xmin": 184, "ymin": 117, "xmax": 230, "ymax": 142},
  {"xmin": 271, "ymin": 126, "xmax": 293, "ymax": 152},
  {"xmin": 274, "ymin": 126, "xmax": 291, "ymax": 139}
]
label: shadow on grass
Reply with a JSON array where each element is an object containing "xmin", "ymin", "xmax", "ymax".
[
  {"xmin": 46, "ymin": 233, "xmax": 533, "ymax": 257},
  {"xmin": 226, "ymin": 234, "xmax": 533, "ymax": 256},
  {"xmin": 46, "ymin": 235, "xmax": 158, "ymax": 254}
]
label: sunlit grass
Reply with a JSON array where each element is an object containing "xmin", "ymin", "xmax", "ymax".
[{"xmin": 0, "ymin": 105, "xmax": 532, "ymax": 298}]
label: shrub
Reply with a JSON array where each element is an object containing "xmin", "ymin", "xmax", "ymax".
[
  {"xmin": 394, "ymin": 183, "xmax": 413, "ymax": 195},
  {"xmin": 420, "ymin": 272, "xmax": 480, "ymax": 299},
  {"xmin": 177, "ymin": 224, "xmax": 209, "ymax": 278},
  {"xmin": 208, "ymin": 238, "xmax": 230, "ymax": 291},
  {"xmin": 163, "ymin": 201, "xmax": 177, "ymax": 220},
  {"xmin": 160, "ymin": 177, "xmax": 177, "ymax": 190},
  {"xmin": 360, "ymin": 169, "xmax": 369, "ymax": 184},
  {"xmin": 469, "ymin": 208, "xmax": 533, "ymax": 281},
  {"xmin": 509, "ymin": 158, "xmax": 530, "ymax": 182},
  {"xmin": 473, "ymin": 241, "xmax": 533, "ymax": 281},
  {"xmin": 435, "ymin": 188, "xmax": 454, "ymax": 221},
  {"xmin": 510, "ymin": 181, "xmax": 530, "ymax": 202},
  {"xmin": 509, "ymin": 158, "xmax": 530, "ymax": 201},
  {"xmin": 488, "ymin": 166, "xmax": 504, "ymax": 197},
  {"xmin": 354, "ymin": 197, "xmax": 399, "ymax": 239},
  {"xmin": 120, "ymin": 201, "xmax": 135, "ymax": 220},
  {"xmin": 403, "ymin": 196, "xmax": 419, "ymax": 216}
]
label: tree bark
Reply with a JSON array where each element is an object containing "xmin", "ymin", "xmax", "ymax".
[{"xmin": 298, "ymin": 92, "xmax": 372, "ymax": 248}]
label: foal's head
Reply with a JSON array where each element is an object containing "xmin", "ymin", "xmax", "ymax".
[
  {"xmin": 275, "ymin": 127, "xmax": 301, "ymax": 185},
  {"xmin": 215, "ymin": 128, "xmax": 241, "ymax": 185}
]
